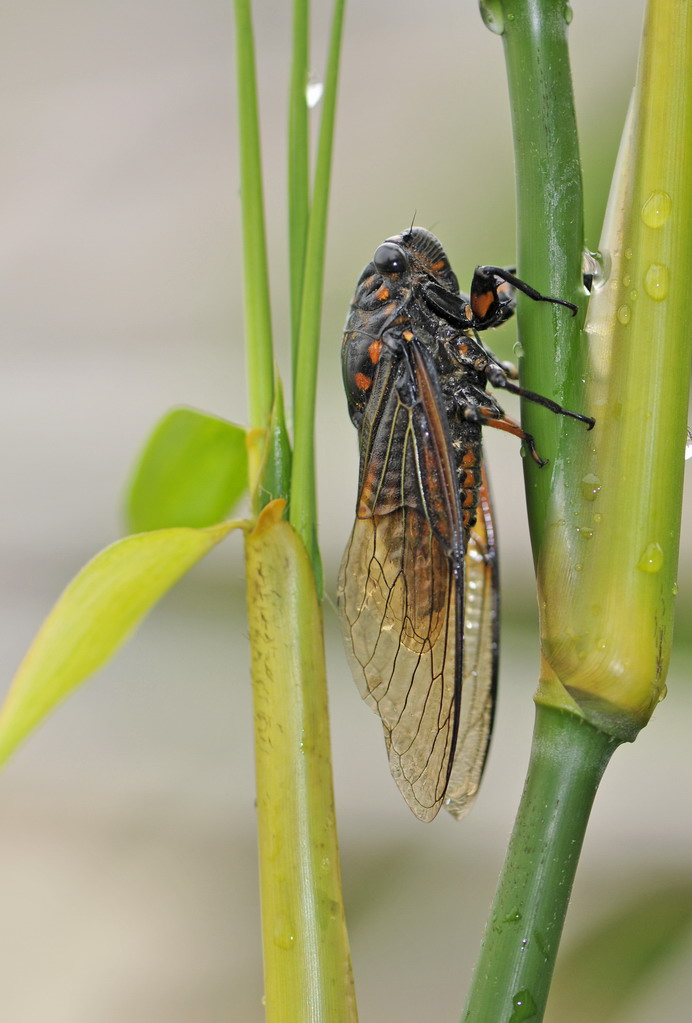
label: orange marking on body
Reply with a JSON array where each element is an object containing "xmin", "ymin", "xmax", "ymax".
[
  {"xmin": 463, "ymin": 469, "xmax": 476, "ymax": 488},
  {"xmin": 354, "ymin": 372, "xmax": 372, "ymax": 391},
  {"xmin": 462, "ymin": 449, "xmax": 477, "ymax": 467},
  {"xmin": 463, "ymin": 491, "xmax": 475, "ymax": 508},
  {"xmin": 402, "ymin": 329, "xmax": 414, "ymax": 342},
  {"xmin": 459, "ymin": 342, "xmax": 468, "ymax": 355},
  {"xmin": 375, "ymin": 285, "xmax": 389, "ymax": 301},
  {"xmin": 464, "ymin": 303, "xmax": 473, "ymax": 320},
  {"xmin": 431, "ymin": 259, "xmax": 446, "ymax": 272},
  {"xmin": 471, "ymin": 289, "xmax": 495, "ymax": 319},
  {"xmin": 368, "ymin": 339, "xmax": 383, "ymax": 364}
]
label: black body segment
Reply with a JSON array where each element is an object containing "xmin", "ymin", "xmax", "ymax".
[{"xmin": 337, "ymin": 227, "xmax": 592, "ymax": 822}]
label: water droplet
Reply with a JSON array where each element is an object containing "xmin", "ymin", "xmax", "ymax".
[
  {"xmin": 672, "ymin": 581, "xmax": 679, "ymax": 595},
  {"xmin": 575, "ymin": 562, "xmax": 583, "ymax": 572},
  {"xmin": 479, "ymin": 0, "xmax": 505, "ymax": 34},
  {"xmin": 582, "ymin": 249, "xmax": 610, "ymax": 291},
  {"xmin": 273, "ymin": 917, "xmax": 296, "ymax": 950},
  {"xmin": 513, "ymin": 340, "xmax": 524, "ymax": 358},
  {"xmin": 504, "ymin": 908, "xmax": 522, "ymax": 923},
  {"xmin": 306, "ymin": 78, "xmax": 323, "ymax": 108},
  {"xmin": 622, "ymin": 273, "xmax": 631, "ymax": 287},
  {"xmin": 685, "ymin": 428, "xmax": 692, "ymax": 460},
  {"xmin": 593, "ymin": 512, "xmax": 602, "ymax": 523},
  {"xmin": 657, "ymin": 684, "xmax": 668, "ymax": 703},
  {"xmin": 624, "ymin": 247, "xmax": 633, "ymax": 260},
  {"xmin": 564, "ymin": 3, "xmax": 574, "ymax": 23},
  {"xmin": 630, "ymin": 289, "xmax": 638, "ymax": 302},
  {"xmin": 581, "ymin": 473, "xmax": 602, "ymax": 501},
  {"xmin": 637, "ymin": 542, "xmax": 663, "ymax": 573},
  {"xmin": 577, "ymin": 526, "xmax": 593, "ymax": 539},
  {"xmin": 644, "ymin": 263, "xmax": 669, "ymax": 301},
  {"xmin": 617, "ymin": 304, "xmax": 631, "ymax": 325},
  {"xmin": 509, "ymin": 988, "xmax": 538, "ymax": 1022},
  {"xmin": 641, "ymin": 190, "xmax": 672, "ymax": 228}
]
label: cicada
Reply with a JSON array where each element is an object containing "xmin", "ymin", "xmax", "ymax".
[{"xmin": 337, "ymin": 227, "xmax": 593, "ymax": 822}]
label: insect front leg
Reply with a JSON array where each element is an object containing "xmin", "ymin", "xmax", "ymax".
[{"xmin": 471, "ymin": 266, "xmax": 579, "ymax": 328}]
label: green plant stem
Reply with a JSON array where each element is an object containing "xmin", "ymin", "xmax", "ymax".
[
  {"xmin": 288, "ymin": 0, "xmax": 310, "ymax": 380},
  {"xmin": 462, "ymin": 706, "xmax": 619, "ymax": 1022},
  {"xmin": 289, "ymin": 0, "xmax": 346, "ymax": 587},
  {"xmin": 234, "ymin": 0, "xmax": 274, "ymax": 440},
  {"xmin": 499, "ymin": 0, "xmax": 588, "ymax": 554},
  {"xmin": 245, "ymin": 502, "xmax": 357, "ymax": 1022}
]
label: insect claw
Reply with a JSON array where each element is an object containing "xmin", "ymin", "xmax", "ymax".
[{"xmin": 524, "ymin": 432, "xmax": 548, "ymax": 466}]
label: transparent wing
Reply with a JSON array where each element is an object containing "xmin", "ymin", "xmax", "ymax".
[
  {"xmin": 443, "ymin": 467, "xmax": 499, "ymax": 819},
  {"xmin": 338, "ymin": 507, "xmax": 461, "ymax": 821}
]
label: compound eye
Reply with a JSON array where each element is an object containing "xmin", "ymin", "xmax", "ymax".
[{"xmin": 373, "ymin": 242, "xmax": 408, "ymax": 276}]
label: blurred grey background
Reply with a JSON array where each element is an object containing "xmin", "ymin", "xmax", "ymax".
[{"xmin": 1, "ymin": 1, "xmax": 690, "ymax": 1021}]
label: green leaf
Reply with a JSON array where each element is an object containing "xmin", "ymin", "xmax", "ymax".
[
  {"xmin": 288, "ymin": 0, "xmax": 310, "ymax": 373},
  {"xmin": 125, "ymin": 407, "xmax": 248, "ymax": 532},
  {"xmin": 0, "ymin": 521, "xmax": 239, "ymax": 765},
  {"xmin": 289, "ymin": 0, "xmax": 346, "ymax": 593},
  {"xmin": 234, "ymin": 0, "xmax": 274, "ymax": 437}
]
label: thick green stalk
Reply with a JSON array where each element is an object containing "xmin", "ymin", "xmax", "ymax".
[
  {"xmin": 463, "ymin": 706, "xmax": 618, "ymax": 1022},
  {"xmin": 245, "ymin": 502, "xmax": 357, "ymax": 1022},
  {"xmin": 490, "ymin": 0, "xmax": 589, "ymax": 553},
  {"xmin": 234, "ymin": 0, "xmax": 274, "ymax": 444},
  {"xmin": 289, "ymin": 0, "xmax": 346, "ymax": 587}
]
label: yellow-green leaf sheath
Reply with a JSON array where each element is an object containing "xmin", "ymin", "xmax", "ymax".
[
  {"xmin": 536, "ymin": 0, "xmax": 692, "ymax": 739},
  {"xmin": 245, "ymin": 501, "xmax": 357, "ymax": 1022}
]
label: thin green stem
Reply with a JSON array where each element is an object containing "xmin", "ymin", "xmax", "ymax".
[
  {"xmin": 289, "ymin": 0, "xmax": 346, "ymax": 583},
  {"xmin": 462, "ymin": 706, "xmax": 619, "ymax": 1022},
  {"xmin": 499, "ymin": 0, "xmax": 588, "ymax": 554},
  {"xmin": 234, "ymin": 0, "xmax": 274, "ymax": 440},
  {"xmin": 288, "ymin": 0, "xmax": 310, "ymax": 384}
]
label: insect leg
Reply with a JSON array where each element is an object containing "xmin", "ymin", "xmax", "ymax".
[
  {"xmin": 471, "ymin": 266, "xmax": 579, "ymax": 327},
  {"xmin": 421, "ymin": 281, "xmax": 473, "ymax": 328},
  {"xmin": 485, "ymin": 362, "xmax": 595, "ymax": 430},
  {"xmin": 463, "ymin": 402, "xmax": 548, "ymax": 466}
]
